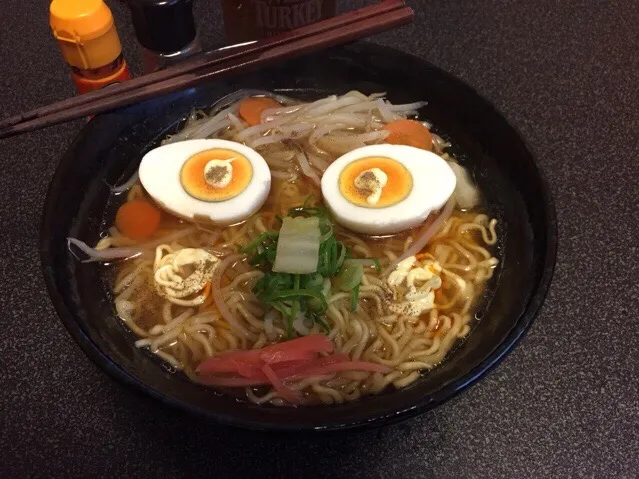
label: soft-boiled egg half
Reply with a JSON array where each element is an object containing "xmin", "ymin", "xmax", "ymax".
[
  {"xmin": 139, "ymin": 139, "xmax": 271, "ymax": 225},
  {"xmin": 321, "ymin": 144, "xmax": 456, "ymax": 235}
]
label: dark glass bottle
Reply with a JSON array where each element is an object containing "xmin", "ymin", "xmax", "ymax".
[{"xmin": 220, "ymin": 0, "xmax": 338, "ymax": 43}]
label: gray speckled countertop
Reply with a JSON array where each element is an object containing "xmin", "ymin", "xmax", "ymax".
[{"xmin": 1, "ymin": 0, "xmax": 638, "ymax": 477}]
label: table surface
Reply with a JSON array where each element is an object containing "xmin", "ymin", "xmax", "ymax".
[{"xmin": 1, "ymin": 0, "xmax": 638, "ymax": 477}]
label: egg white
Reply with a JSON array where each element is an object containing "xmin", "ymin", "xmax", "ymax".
[
  {"xmin": 139, "ymin": 139, "xmax": 271, "ymax": 226},
  {"xmin": 321, "ymin": 144, "xmax": 456, "ymax": 235}
]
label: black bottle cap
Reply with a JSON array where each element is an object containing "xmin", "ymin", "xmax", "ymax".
[{"xmin": 128, "ymin": 0, "xmax": 197, "ymax": 54}]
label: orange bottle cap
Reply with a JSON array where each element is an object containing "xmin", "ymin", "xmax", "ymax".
[{"xmin": 50, "ymin": 0, "xmax": 123, "ymax": 70}]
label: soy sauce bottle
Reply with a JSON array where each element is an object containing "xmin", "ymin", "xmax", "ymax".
[{"xmin": 128, "ymin": 0, "xmax": 202, "ymax": 74}]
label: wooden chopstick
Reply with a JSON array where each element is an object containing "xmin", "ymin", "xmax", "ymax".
[
  {"xmin": 0, "ymin": 0, "xmax": 408, "ymax": 135},
  {"xmin": 0, "ymin": 6, "xmax": 412, "ymax": 139}
]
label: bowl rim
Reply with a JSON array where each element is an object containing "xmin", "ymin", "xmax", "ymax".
[{"xmin": 40, "ymin": 42, "xmax": 558, "ymax": 432}]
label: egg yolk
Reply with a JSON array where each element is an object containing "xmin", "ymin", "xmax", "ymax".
[
  {"xmin": 180, "ymin": 148, "xmax": 253, "ymax": 202},
  {"xmin": 339, "ymin": 157, "xmax": 413, "ymax": 208}
]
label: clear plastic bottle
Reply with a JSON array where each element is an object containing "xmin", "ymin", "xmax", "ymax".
[{"xmin": 49, "ymin": 0, "xmax": 131, "ymax": 94}]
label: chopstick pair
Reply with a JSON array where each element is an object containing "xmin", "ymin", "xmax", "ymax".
[{"xmin": 0, "ymin": 0, "xmax": 413, "ymax": 139}]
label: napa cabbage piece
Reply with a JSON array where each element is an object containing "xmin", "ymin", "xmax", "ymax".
[
  {"xmin": 272, "ymin": 216, "xmax": 321, "ymax": 274},
  {"xmin": 448, "ymin": 161, "xmax": 481, "ymax": 209}
]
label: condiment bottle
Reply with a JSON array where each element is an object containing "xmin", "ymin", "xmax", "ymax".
[
  {"xmin": 49, "ymin": 0, "xmax": 131, "ymax": 94},
  {"xmin": 128, "ymin": 0, "xmax": 202, "ymax": 74},
  {"xmin": 219, "ymin": 0, "xmax": 337, "ymax": 43}
]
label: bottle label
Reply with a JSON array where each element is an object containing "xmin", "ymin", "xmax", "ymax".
[
  {"xmin": 221, "ymin": 0, "xmax": 337, "ymax": 42},
  {"xmin": 72, "ymin": 62, "xmax": 131, "ymax": 95},
  {"xmin": 255, "ymin": 0, "xmax": 323, "ymax": 33}
]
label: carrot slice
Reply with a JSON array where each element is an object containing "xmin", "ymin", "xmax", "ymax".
[
  {"xmin": 197, "ymin": 375, "xmax": 268, "ymax": 387},
  {"xmin": 274, "ymin": 354, "xmax": 351, "ymax": 380},
  {"xmin": 199, "ymin": 359, "xmax": 317, "ymax": 385},
  {"xmin": 195, "ymin": 336, "xmax": 387, "ymax": 405},
  {"xmin": 383, "ymin": 119, "xmax": 433, "ymax": 151},
  {"xmin": 233, "ymin": 354, "xmax": 352, "ymax": 382},
  {"xmin": 115, "ymin": 199, "xmax": 161, "ymax": 240},
  {"xmin": 196, "ymin": 351, "xmax": 387, "ymax": 406},
  {"xmin": 260, "ymin": 334, "xmax": 334, "ymax": 358},
  {"xmin": 259, "ymin": 349, "xmax": 318, "ymax": 365},
  {"xmin": 197, "ymin": 335, "xmax": 334, "ymax": 374},
  {"xmin": 234, "ymin": 357, "xmax": 316, "ymax": 379},
  {"xmin": 215, "ymin": 349, "xmax": 262, "ymax": 361},
  {"xmin": 415, "ymin": 252, "xmax": 435, "ymax": 262},
  {"xmin": 196, "ymin": 349, "xmax": 262, "ymax": 375},
  {"xmin": 300, "ymin": 361, "xmax": 390, "ymax": 378},
  {"xmin": 261, "ymin": 364, "xmax": 301, "ymax": 404},
  {"xmin": 270, "ymin": 360, "xmax": 316, "ymax": 379},
  {"xmin": 238, "ymin": 97, "xmax": 281, "ymax": 126},
  {"xmin": 235, "ymin": 362, "xmax": 264, "ymax": 379},
  {"xmin": 199, "ymin": 282, "xmax": 212, "ymax": 301}
]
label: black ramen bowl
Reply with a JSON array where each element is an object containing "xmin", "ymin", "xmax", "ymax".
[{"xmin": 41, "ymin": 43, "xmax": 557, "ymax": 431}]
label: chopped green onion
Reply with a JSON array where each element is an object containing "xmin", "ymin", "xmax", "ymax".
[
  {"xmin": 270, "ymin": 300, "xmax": 292, "ymax": 317},
  {"xmin": 337, "ymin": 261, "xmax": 364, "ymax": 291},
  {"xmin": 287, "ymin": 314, "xmax": 293, "ymax": 339},
  {"xmin": 290, "ymin": 275, "xmax": 300, "ymax": 322},
  {"xmin": 343, "ymin": 258, "xmax": 380, "ymax": 270},
  {"xmin": 288, "ymin": 205, "xmax": 324, "ymax": 218},
  {"xmin": 241, "ymin": 231, "xmax": 278, "ymax": 253},
  {"xmin": 319, "ymin": 223, "xmax": 333, "ymax": 242},
  {"xmin": 260, "ymin": 288, "xmax": 327, "ymax": 309},
  {"xmin": 372, "ymin": 258, "xmax": 381, "ymax": 272},
  {"xmin": 315, "ymin": 315, "xmax": 330, "ymax": 333},
  {"xmin": 303, "ymin": 195, "xmax": 313, "ymax": 208},
  {"xmin": 305, "ymin": 273, "xmax": 323, "ymax": 289},
  {"xmin": 350, "ymin": 284, "xmax": 360, "ymax": 312},
  {"xmin": 336, "ymin": 242, "xmax": 346, "ymax": 269},
  {"xmin": 245, "ymin": 199, "xmax": 354, "ymax": 335},
  {"xmin": 308, "ymin": 277, "xmax": 330, "ymax": 312}
]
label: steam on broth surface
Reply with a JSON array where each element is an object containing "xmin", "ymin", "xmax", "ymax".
[{"xmin": 72, "ymin": 90, "xmax": 500, "ymax": 406}]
